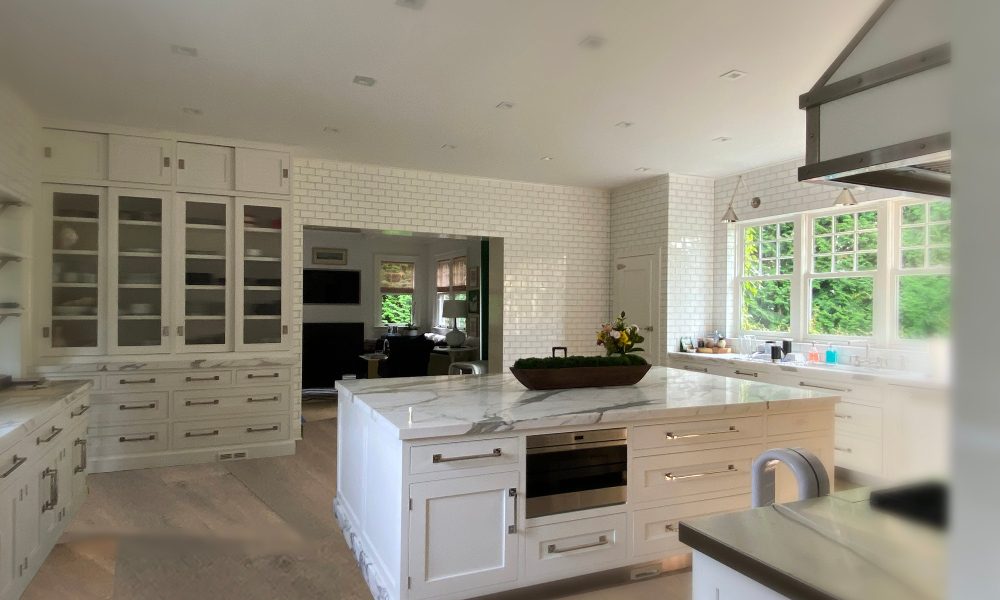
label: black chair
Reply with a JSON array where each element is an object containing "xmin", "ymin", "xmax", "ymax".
[{"xmin": 378, "ymin": 335, "xmax": 435, "ymax": 378}]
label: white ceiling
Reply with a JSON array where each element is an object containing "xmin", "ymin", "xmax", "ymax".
[{"xmin": 0, "ymin": 0, "xmax": 879, "ymax": 189}]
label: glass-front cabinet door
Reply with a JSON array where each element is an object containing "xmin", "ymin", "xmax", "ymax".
[
  {"xmin": 43, "ymin": 184, "xmax": 105, "ymax": 355},
  {"xmin": 176, "ymin": 194, "xmax": 232, "ymax": 352},
  {"xmin": 235, "ymin": 198, "xmax": 288, "ymax": 351},
  {"xmin": 108, "ymin": 189, "xmax": 170, "ymax": 353}
]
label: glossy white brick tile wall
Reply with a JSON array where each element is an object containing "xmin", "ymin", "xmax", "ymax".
[{"xmin": 666, "ymin": 174, "xmax": 716, "ymax": 351}]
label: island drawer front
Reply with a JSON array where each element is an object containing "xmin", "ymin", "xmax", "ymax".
[
  {"xmin": 410, "ymin": 437, "xmax": 519, "ymax": 476},
  {"xmin": 632, "ymin": 416, "xmax": 763, "ymax": 451},
  {"xmin": 103, "ymin": 370, "xmax": 233, "ymax": 391},
  {"xmin": 632, "ymin": 494, "xmax": 750, "ymax": 558},
  {"xmin": 630, "ymin": 444, "xmax": 759, "ymax": 504},
  {"xmin": 834, "ymin": 401, "xmax": 882, "ymax": 439},
  {"xmin": 173, "ymin": 386, "xmax": 290, "ymax": 419},
  {"xmin": 234, "ymin": 367, "xmax": 291, "ymax": 384},
  {"xmin": 524, "ymin": 513, "xmax": 628, "ymax": 580},
  {"xmin": 89, "ymin": 423, "xmax": 170, "ymax": 457},
  {"xmin": 173, "ymin": 416, "xmax": 289, "ymax": 450},
  {"xmin": 767, "ymin": 410, "xmax": 832, "ymax": 437},
  {"xmin": 834, "ymin": 433, "xmax": 883, "ymax": 474},
  {"xmin": 0, "ymin": 434, "xmax": 43, "ymax": 491},
  {"xmin": 90, "ymin": 392, "xmax": 169, "ymax": 425}
]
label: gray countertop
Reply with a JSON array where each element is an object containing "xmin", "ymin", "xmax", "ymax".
[
  {"xmin": 0, "ymin": 380, "xmax": 92, "ymax": 452},
  {"xmin": 679, "ymin": 488, "xmax": 945, "ymax": 600}
]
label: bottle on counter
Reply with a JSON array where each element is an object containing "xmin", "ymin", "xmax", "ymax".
[
  {"xmin": 825, "ymin": 344, "xmax": 839, "ymax": 365},
  {"xmin": 808, "ymin": 343, "xmax": 821, "ymax": 364}
]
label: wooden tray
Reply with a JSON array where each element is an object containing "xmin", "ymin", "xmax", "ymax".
[{"xmin": 509, "ymin": 364, "xmax": 652, "ymax": 390}]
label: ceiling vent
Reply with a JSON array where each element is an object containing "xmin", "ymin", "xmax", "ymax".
[{"xmin": 395, "ymin": 0, "xmax": 426, "ymax": 8}]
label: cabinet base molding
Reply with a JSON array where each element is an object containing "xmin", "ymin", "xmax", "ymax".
[
  {"xmin": 335, "ymin": 495, "xmax": 393, "ymax": 600},
  {"xmin": 87, "ymin": 440, "xmax": 295, "ymax": 473}
]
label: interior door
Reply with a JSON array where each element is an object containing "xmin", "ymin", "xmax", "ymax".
[{"xmin": 612, "ymin": 254, "xmax": 659, "ymax": 364}]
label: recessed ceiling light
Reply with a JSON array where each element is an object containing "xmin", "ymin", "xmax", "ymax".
[
  {"xmin": 322, "ymin": 126, "xmax": 339, "ymax": 133},
  {"xmin": 540, "ymin": 156, "xmax": 553, "ymax": 161},
  {"xmin": 181, "ymin": 107, "xmax": 203, "ymax": 115},
  {"xmin": 578, "ymin": 35, "xmax": 606, "ymax": 49},
  {"xmin": 440, "ymin": 144, "xmax": 456, "ymax": 150},
  {"xmin": 495, "ymin": 101, "xmax": 514, "ymax": 110},
  {"xmin": 719, "ymin": 69, "xmax": 747, "ymax": 80},
  {"xmin": 353, "ymin": 75, "xmax": 377, "ymax": 87},
  {"xmin": 713, "ymin": 136, "xmax": 732, "ymax": 143},
  {"xmin": 395, "ymin": 0, "xmax": 426, "ymax": 8},
  {"xmin": 615, "ymin": 121, "xmax": 634, "ymax": 128},
  {"xmin": 635, "ymin": 167, "xmax": 651, "ymax": 172},
  {"xmin": 170, "ymin": 44, "xmax": 198, "ymax": 57}
]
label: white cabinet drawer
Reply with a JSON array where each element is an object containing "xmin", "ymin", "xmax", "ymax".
[
  {"xmin": 410, "ymin": 437, "xmax": 519, "ymax": 476},
  {"xmin": 834, "ymin": 433, "xmax": 883, "ymax": 475},
  {"xmin": 632, "ymin": 417, "xmax": 763, "ymax": 452},
  {"xmin": 176, "ymin": 371, "xmax": 234, "ymax": 387},
  {"xmin": 630, "ymin": 444, "xmax": 758, "ymax": 505},
  {"xmin": 524, "ymin": 513, "xmax": 627, "ymax": 580},
  {"xmin": 172, "ymin": 415, "xmax": 290, "ymax": 450},
  {"xmin": 767, "ymin": 410, "xmax": 832, "ymax": 437},
  {"xmin": 633, "ymin": 494, "xmax": 750, "ymax": 558},
  {"xmin": 234, "ymin": 367, "xmax": 290, "ymax": 385},
  {"xmin": 0, "ymin": 434, "xmax": 41, "ymax": 491},
  {"xmin": 834, "ymin": 401, "xmax": 882, "ymax": 439},
  {"xmin": 40, "ymin": 129, "xmax": 107, "ymax": 180},
  {"xmin": 89, "ymin": 424, "xmax": 169, "ymax": 457},
  {"xmin": 103, "ymin": 370, "xmax": 233, "ymax": 391},
  {"xmin": 173, "ymin": 386, "xmax": 289, "ymax": 418},
  {"xmin": 91, "ymin": 392, "xmax": 169, "ymax": 425}
]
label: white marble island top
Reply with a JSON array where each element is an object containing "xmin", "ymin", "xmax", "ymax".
[
  {"xmin": 0, "ymin": 380, "xmax": 91, "ymax": 452},
  {"xmin": 336, "ymin": 366, "xmax": 837, "ymax": 440}
]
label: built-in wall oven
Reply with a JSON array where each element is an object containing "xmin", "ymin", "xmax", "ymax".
[{"xmin": 525, "ymin": 428, "xmax": 627, "ymax": 519}]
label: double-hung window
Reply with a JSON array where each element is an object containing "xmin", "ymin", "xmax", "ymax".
[
  {"xmin": 894, "ymin": 199, "xmax": 951, "ymax": 340},
  {"xmin": 739, "ymin": 220, "xmax": 795, "ymax": 334},
  {"xmin": 435, "ymin": 256, "xmax": 468, "ymax": 330},
  {"xmin": 378, "ymin": 259, "xmax": 416, "ymax": 326}
]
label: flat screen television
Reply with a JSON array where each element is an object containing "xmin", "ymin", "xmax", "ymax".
[{"xmin": 304, "ymin": 269, "xmax": 361, "ymax": 304}]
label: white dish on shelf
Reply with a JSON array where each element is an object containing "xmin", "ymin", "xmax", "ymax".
[
  {"xmin": 128, "ymin": 303, "xmax": 154, "ymax": 315},
  {"xmin": 246, "ymin": 248, "xmax": 264, "ymax": 257}
]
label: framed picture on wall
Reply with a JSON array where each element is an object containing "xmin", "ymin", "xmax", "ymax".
[
  {"xmin": 467, "ymin": 289, "xmax": 480, "ymax": 314},
  {"xmin": 467, "ymin": 315, "xmax": 479, "ymax": 336},
  {"xmin": 468, "ymin": 266, "xmax": 480, "ymax": 290},
  {"xmin": 313, "ymin": 247, "xmax": 348, "ymax": 265}
]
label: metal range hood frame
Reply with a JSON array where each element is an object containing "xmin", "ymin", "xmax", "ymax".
[{"xmin": 799, "ymin": 0, "xmax": 951, "ymax": 197}]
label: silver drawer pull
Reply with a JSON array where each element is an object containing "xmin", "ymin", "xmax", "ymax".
[
  {"xmin": 799, "ymin": 381, "xmax": 851, "ymax": 393},
  {"xmin": 547, "ymin": 535, "xmax": 609, "ymax": 554},
  {"xmin": 185, "ymin": 399, "xmax": 220, "ymax": 406},
  {"xmin": 665, "ymin": 425, "xmax": 737, "ymax": 440},
  {"xmin": 119, "ymin": 377, "xmax": 156, "ymax": 385},
  {"xmin": 74, "ymin": 438, "xmax": 87, "ymax": 474},
  {"xmin": 734, "ymin": 370, "xmax": 758, "ymax": 377},
  {"xmin": 42, "ymin": 467, "xmax": 58, "ymax": 512},
  {"xmin": 71, "ymin": 404, "xmax": 90, "ymax": 418},
  {"xmin": 246, "ymin": 425, "xmax": 279, "ymax": 433},
  {"xmin": 432, "ymin": 448, "xmax": 502, "ymax": 463},
  {"xmin": 119, "ymin": 434, "xmax": 156, "ymax": 443},
  {"xmin": 665, "ymin": 464, "xmax": 737, "ymax": 481},
  {"xmin": 247, "ymin": 372, "xmax": 280, "ymax": 379},
  {"xmin": 0, "ymin": 455, "xmax": 27, "ymax": 479},
  {"xmin": 185, "ymin": 430, "xmax": 220, "ymax": 438},
  {"xmin": 683, "ymin": 366, "xmax": 708, "ymax": 373},
  {"xmin": 186, "ymin": 375, "xmax": 221, "ymax": 382},
  {"xmin": 247, "ymin": 396, "xmax": 279, "ymax": 403},
  {"xmin": 37, "ymin": 426, "xmax": 63, "ymax": 445},
  {"xmin": 120, "ymin": 403, "xmax": 157, "ymax": 411},
  {"xmin": 834, "ymin": 413, "xmax": 852, "ymax": 420},
  {"xmin": 835, "ymin": 446, "xmax": 854, "ymax": 453},
  {"xmin": 664, "ymin": 523, "xmax": 677, "ymax": 532}
]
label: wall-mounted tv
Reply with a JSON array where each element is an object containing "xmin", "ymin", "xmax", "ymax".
[{"xmin": 304, "ymin": 269, "xmax": 361, "ymax": 304}]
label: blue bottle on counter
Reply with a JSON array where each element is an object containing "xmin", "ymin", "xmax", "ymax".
[{"xmin": 825, "ymin": 344, "xmax": 839, "ymax": 365}]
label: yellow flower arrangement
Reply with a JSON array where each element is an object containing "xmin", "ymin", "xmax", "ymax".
[{"xmin": 596, "ymin": 311, "xmax": 645, "ymax": 357}]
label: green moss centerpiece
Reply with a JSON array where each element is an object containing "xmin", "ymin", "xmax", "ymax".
[{"xmin": 509, "ymin": 312, "xmax": 652, "ymax": 390}]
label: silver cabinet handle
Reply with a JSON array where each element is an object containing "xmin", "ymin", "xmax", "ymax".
[
  {"xmin": 664, "ymin": 523, "xmax": 677, "ymax": 532},
  {"xmin": 799, "ymin": 381, "xmax": 851, "ymax": 393},
  {"xmin": 119, "ymin": 377, "xmax": 156, "ymax": 385},
  {"xmin": 432, "ymin": 448, "xmax": 502, "ymax": 463},
  {"xmin": 37, "ymin": 426, "xmax": 63, "ymax": 445},
  {"xmin": 835, "ymin": 446, "xmax": 854, "ymax": 453},
  {"xmin": 734, "ymin": 370, "xmax": 758, "ymax": 377},
  {"xmin": 834, "ymin": 413, "xmax": 852, "ymax": 420},
  {"xmin": 0, "ymin": 455, "xmax": 26, "ymax": 478},
  {"xmin": 548, "ymin": 535, "xmax": 608, "ymax": 554},
  {"xmin": 162, "ymin": 326, "xmax": 170, "ymax": 337},
  {"xmin": 42, "ymin": 467, "xmax": 58, "ymax": 512},
  {"xmin": 185, "ymin": 375, "xmax": 220, "ymax": 382},
  {"xmin": 247, "ymin": 396, "xmax": 279, "ymax": 403},
  {"xmin": 178, "ymin": 158, "xmax": 186, "ymax": 170},
  {"xmin": 163, "ymin": 156, "xmax": 171, "ymax": 168},
  {"xmin": 71, "ymin": 404, "xmax": 90, "ymax": 418},
  {"xmin": 119, "ymin": 403, "xmax": 157, "ymax": 411},
  {"xmin": 281, "ymin": 167, "xmax": 289, "ymax": 179},
  {"xmin": 665, "ymin": 464, "xmax": 737, "ymax": 481},
  {"xmin": 683, "ymin": 365, "xmax": 708, "ymax": 373},
  {"xmin": 247, "ymin": 373, "xmax": 280, "ymax": 379},
  {"xmin": 246, "ymin": 425, "xmax": 279, "ymax": 433},
  {"xmin": 119, "ymin": 434, "xmax": 156, "ymax": 443},
  {"xmin": 507, "ymin": 488, "xmax": 518, "ymax": 534},
  {"xmin": 184, "ymin": 430, "xmax": 219, "ymax": 438},
  {"xmin": 44, "ymin": 146, "xmax": 52, "ymax": 158},
  {"xmin": 644, "ymin": 326, "xmax": 654, "ymax": 332},
  {"xmin": 177, "ymin": 326, "xmax": 184, "ymax": 336},
  {"xmin": 74, "ymin": 438, "xmax": 87, "ymax": 474},
  {"xmin": 185, "ymin": 399, "xmax": 219, "ymax": 406},
  {"xmin": 665, "ymin": 425, "xmax": 737, "ymax": 440}
]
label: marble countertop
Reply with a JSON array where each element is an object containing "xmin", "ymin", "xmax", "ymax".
[
  {"xmin": 679, "ymin": 488, "xmax": 944, "ymax": 600},
  {"xmin": 0, "ymin": 380, "xmax": 92, "ymax": 452},
  {"xmin": 35, "ymin": 356, "xmax": 297, "ymax": 374},
  {"xmin": 335, "ymin": 366, "xmax": 837, "ymax": 440}
]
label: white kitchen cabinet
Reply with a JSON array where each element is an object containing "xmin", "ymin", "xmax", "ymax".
[
  {"xmin": 12, "ymin": 472, "xmax": 38, "ymax": 593},
  {"xmin": 408, "ymin": 472, "xmax": 519, "ymax": 599},
  {"xmin": 692, "ymin": 552, "xmax": 790, "ymax": 600},
  {"xmin": 0, "ymin": 481, "xmax": 16, "ymax": 598},
  {"xmin": 234, "ymin": 148, "xmax": 291, "ymax": 195},
  {"xmin": 890, "ymin": 384, "xmax": 949, "ymax": 481},
  {"xmin": 235, "ymin": 198, "xmax": 289, "ymax": 351},
  {"xmin": 108, "ymin": 135, "xmax": 173, "ymax": 185},
  {"xmin": 39, "ymin": 129, "xmax": 107, "ymax": 181},
  {"xmin": 176, "ymin": 142, "xmax": 235, "ymax": 190},
  {"xmin": 175, "ymin": 194, "xmax": 233, "ymax": 352}
]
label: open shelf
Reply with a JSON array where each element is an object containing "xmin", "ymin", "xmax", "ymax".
[
  {"xmin": 244, "ymin": 256, "xmax": 281, "ymax": 262},
  {"xmin": 244, "ymin": 315, "xmax": 281, "ymax": 320},
  {"xmin": 52, "ymin": 249, "xmax": 97, "ymax": 256},
  {"xmin": 52, "ymin": 283, "xmax": 97, "ymax": 288},
  {"xmin": 185, "ymin": 254, "xmax": 225, "ymax": 260},
  {"xmin": 184, "ymin": 315, "xmax": 226, "ymax": 320},
  {"xmin": 244, "ymin": 285, "xmax": 281, "ymax": 291},
  {"xmin": 119, "ymin": 284, "xmax": 161, "ymax": 289},
  {"xmin": 53, "ymin": 216, "xmax": 98, "ymax": 224},
  {"xmin": 245, "ymin": 227, "xmax": 281, "ymax": 234},
  {"xmin": 119, "ymin": 219, "xmax": 162, "ymax": 227},
  {"xmin": 186, "ymin": 285, "xmax": 225, "ymax": 290},
  {"xmin": 51, "ymin": 315, "xmax": 98, "ymax": 321},
  {"xmin": 119, "ymin": 251, "xmax": 162, "ymax": 258},
  {"xmin": 186, "ymin": 223, "xmax": 226, "ymax": 231},
  {"xmin": 118, "ymin": 315, "xmax": 161, "ymax": 320}
]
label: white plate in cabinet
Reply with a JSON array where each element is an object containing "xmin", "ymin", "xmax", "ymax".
[
  {"xmin": 90, "ymin": 392, "xmax": 169, "ymax": 426},
  {"xmin": 40, "ymin": 129, "xmax": 107, "ymax": 181},
  {"xmin": 234, "ymin": 367, "xmax": 290, "ymax": 385},
  {"xmin": 834, "ymin": 433, "xmax": 883, "ymax": 475},
  {"xmin": 172, "ymin": 415, "xmax": 289, "ymax": 450},
  {"xmin": 524, "ymin": 513, "xmax": 628, "ymax": 580},
  {"xmin": 88, "ymin": 423, "xmax": 169, "ymax": 457},
  {"xmin": 632, "ymin": 494, "xmax": 750, "ymax": 559},
  {"xmin": 834, "ymin": 401, "xmax": 882, "ymax": 439},
  {"xmin": 410, "ymin": 437, "xmax": 519, "ymax": 476},
  {"xmin": 173, "ymin": 386, "xmax": 289, "ymax": 419},
  {"xmin": 631, "ymin": 416, "xmax": 763, "ymax": 452},
  {"xmin": 108, "ymin": 134, "xmax": 173, "ymax": 185},
  {"xmin": 176, "ymin": 142, "xmax": 234, "ymax": 190},
  {"xmin": 630, "ymin": 444, "xmax": 758, "ymax": 505},
  {"xmin": 234, "ymin": 148, "xmax": 290, "ymax": 195}
]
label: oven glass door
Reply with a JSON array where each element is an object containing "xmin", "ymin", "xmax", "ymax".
[{"xmin": 526, "ymin": 443, "xmax": 627, "ymax": 518}]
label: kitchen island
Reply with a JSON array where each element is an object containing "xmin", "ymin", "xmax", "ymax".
[{"xmin": 334, "ymin": 366, "xmax": 838, "ymax": 600}]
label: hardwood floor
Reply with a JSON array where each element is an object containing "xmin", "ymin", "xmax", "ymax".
[{"xmin": 23, "ymin": 416, "xmax": 693, "ymax": 600}]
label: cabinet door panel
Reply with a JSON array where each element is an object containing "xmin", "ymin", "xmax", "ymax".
[
  {"xmin": 108, "ymin": 135, "xmax": 173, "ymax": 185},
  {"xmin": 176, "ymin": 194, "xmax": 233, "ymax": 352},
  {"xmin": 235, "ymin": 199, "xmax": 289, "ymax": 351},
  {"xmin": 177, "ymin": 143, "xmax": 235, "ymax": 190},
  {"xmin": 40, "ymin": 129, "xmax": 107, "ymax": 181},
  {"xmin": 0, "ymin": 483, "xmax": 16, "ymax": 598},
  {"xmin": 234, "ymin": 148, "xmax": 290, "ymax": 194}
]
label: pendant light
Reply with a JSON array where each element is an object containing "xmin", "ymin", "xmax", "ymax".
[
  {"xmin": 834, "ymin": 188, "xmax": 858, "ymax": 206},
  {"xmin": 721, "ymin": 175, "xmax": 761, "ymax": 223}
]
